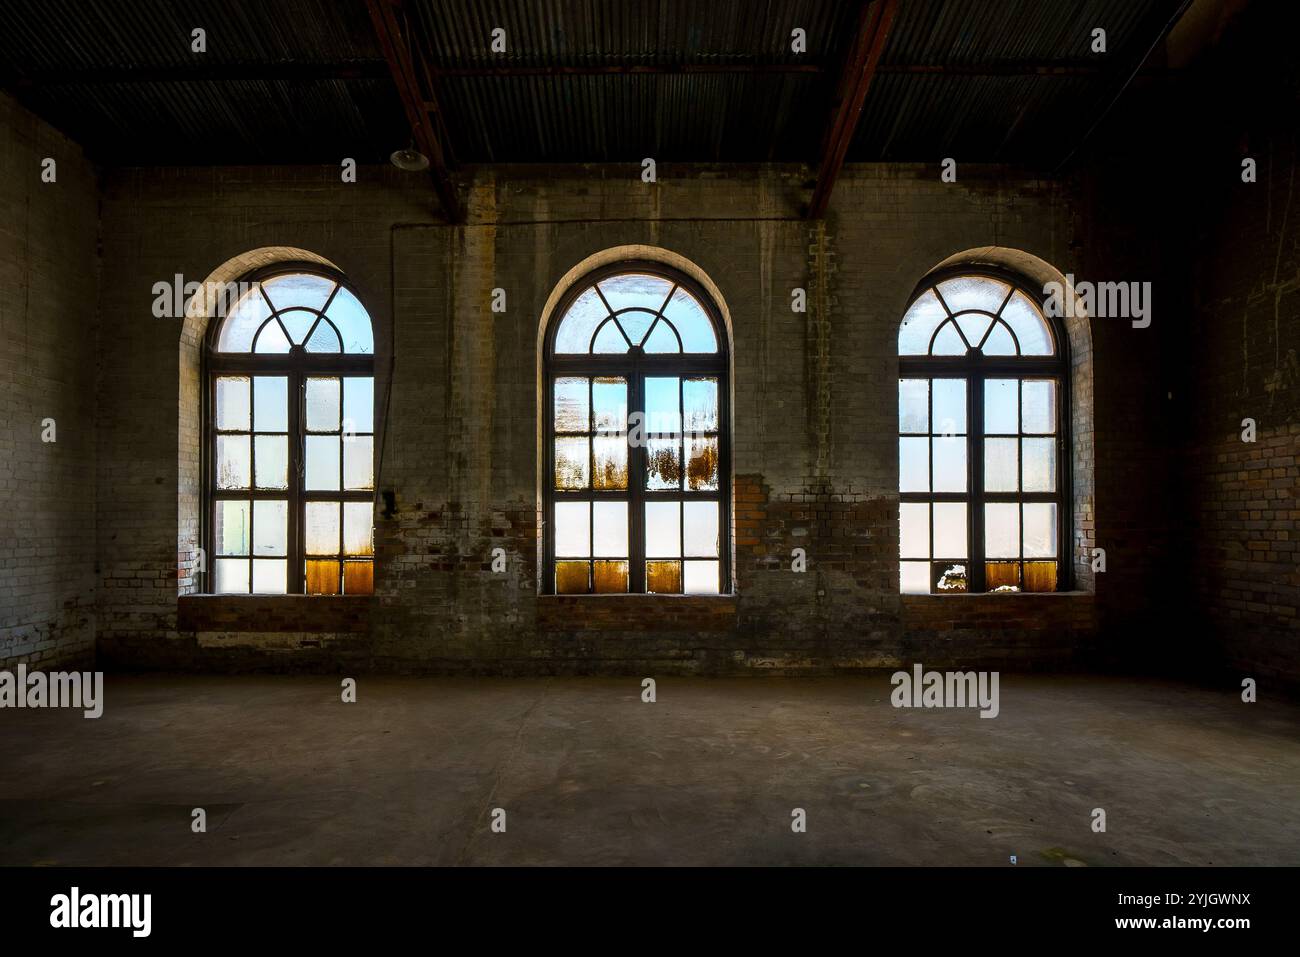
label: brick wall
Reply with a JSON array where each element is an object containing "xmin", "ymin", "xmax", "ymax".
[{"xmin": 0, "ymin": 94, "xmax": 98, "ymax": 669}]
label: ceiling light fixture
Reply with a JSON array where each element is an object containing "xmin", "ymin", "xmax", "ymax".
[{"xmin": 389, "ymin": 147, "xmax": 430, "ymax": 171}]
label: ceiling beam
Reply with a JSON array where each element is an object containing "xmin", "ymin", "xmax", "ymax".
[
  {"xmin": 807, "ymin": 0, "xmax": 899, "ymax": 219},
  {"xmin": 3, "ymin": 62, "xmax": 391, "ymax": 87},
  {"xmin": 366, "ymin": 0, "xmax": 461, "ymax": 223}
]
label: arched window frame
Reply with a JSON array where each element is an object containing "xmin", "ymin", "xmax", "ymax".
[
  {"xmin": 542, "ymin": 260, "xmax": 732, "ymax": 595},
  {"xmin": 202, "ymin": 262, "xmax": 376, "ymax": 595},
  {"xmin": 898, "ymin": 264, "xmax": 1072, "ymax": 594}
]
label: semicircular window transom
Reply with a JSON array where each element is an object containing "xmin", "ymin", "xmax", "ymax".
[
  {"xmin": 552, "ymin": 272, "xmax": 719, "ymax": 355},
  {"xmin": 216, "ymin": 272, "xmax": 373, "ymax": 355},
  {"xmin": 899, "ymin": 275, "xmax": 1055, "ymax": 357}
]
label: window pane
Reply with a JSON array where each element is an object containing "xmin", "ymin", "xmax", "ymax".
[
  {"xmin": 935, "ymin": 562, "xmax": 968, "ymax": 592},
  {"xmin": 597, "ymin": 273, "xmax": 674, "ymax": 315},
  {"xmin": 982, "ymin": 321, "xmax": 1016, "ymax": 356},
  {"xmin": 215, "ymin": 500, "xmax": 250, "ymax": 555},
  {"xmin": 343, "ymin": 502, "xmax": 373, "ymax": 556},
  {"xmin": 305, "ymin": 320, "xmax": 341, "ymax": 353},
  {"xmin": 645, "ymin": 502, "xmax": 681, "ymax": 558},
  {"xmin": 986, "ymin": 562, "xmax": 1021, "ymax": 592},
  {"xmin": 984, "ymin": 379, "xmax": 1018, "ymax": 433},
  {"xmin": 683, "ymin": 378, "xmax": 718, "ymax": 432},
  {"xmin": 554, "ymin": 376, "xmax": 589, "ymax": 432},
  {"xmin": 684, "ymin": 560, "xmax": 720, "ymax": 594},
  {"xmin": 1023, "ymin": 503, "xmax": 1058, "ymax": 558},
  {"xmin": 343, "ymin": 561, "xmax": 374, "ymax": 595},
  {"xmin": 592, "ymin": 501, "xmax": 628, "ymax": 557},
  {"xmin": 898, "ymin": 289, "xmax": 947, "ymax": 355},
  {"xmin": 931, "ymin": 322, "xmax": 965, "ymax": 355},
  {"xmin": 593, "ymin": 560, "xmax": 629, "ymax": 593},
  {"xmin": 325, "ymin": 287, "xmax": 375, "ymax": 354},
  {"xmin": 254, "ymin": 319, "xmax": 291, "ymax": 353},
  {"xmin": 214, "ymin": 558, "xmax": 249, "ymax": 594},
  {"xmin": 306, "ymin": 559, "xmax": 340, "ymax": 595},
  {"xmin": 343, "ymin": 377, "xmax": 374, "ymax": 433},
  {"xmin": 261, "ymin": 272, "xmax": 335, "ymax": 314},
  {"xmin": 592, "ymin": 377, "xmax": 626, "ymax": 431},
  {"xmin": 216, "ymin": 377, "xmax": 250, "ymax": 430},
  {"xmin": 1000, "ymin": 291, "xmax": 1053, "ymax": 355},
  {"xmin": 1022, "ymin": 438, "xmax": 1056, "ymax": 492},
  {"xmin": 306, "ymin": 435, "xmax": 341, "ymax": 490},
  {"xmin": 936, "ymin": 275, "xmax": 1010, "ymax": 315},
  {"xmin": 899, "ymin": 502, "xmax": 929, "ymax": 559},
  {"xmin": 554, "ymin": 501, "xmax": 590, "ymax": 557},
  {"xmin": 554, "ymin": 436, "xmax": 590, "ymax": 490},
  {"xmin": 592, "ymin": 321, "xmax": 629, "ymax": 353},
  {"xmin": 1023, "ymin": 561, "xmax": 1057, "ymax": 592},
  {"xmin": 217, "ymin": 288, "xmax": 271, "ymax": 352},
  {"xmin": 899, "ymin": 379, "xmax": 928, "ymax": 433},
  {"xmin": 643, "ymin": 319, "xmax": 680, "ymax": 353},
  {"xmin": 343, "ymin": 435, "xmax": 374, "ymax": 490},
  {"xmin": 646, "ymin": 438, "xmax": 682, "ymax": 490},
  {"xmin": 899, "ymin": 437, "xmax": 929, "ymax": 492},
  {"xmin": 933, "ymin": 502, "xmax": 967, "ymax": 558},
  {"xmin": 645, "ymin": 377, "xmax": 680, "ymax": 433},
  {"xmin": 686, "ymin": 435, "xmax": 719, "ymax": 490},
  {"xmin": 305, "ymin": 501, "xmax": 341, "ymax": 555},
  {"xmin": 254, "ymin": 435, "xmax": 288, "ymax": 489},
  {"xmin": 932, "ymin": 436, "xmax": 966, "ymax": 493},
  {"xmin": 1021, "ymin": 380, "xmax": 1056, "ymax": 434},
  {"xmin": 900, "ymin": 561, "xmax": 929, "ymax": 594},
  {"xmin": 252, "ymin": 558, "xmax": 287, "ymax": 594},
  {"xmin": 683, "ymin": 501, "xmax": 719, "ymax": 557},
  {"xmin": 554, "ymin": 287, "xmax": 608, "ymax": 354},
  {"xmin": 663, "ymin": 288, "xmax": 717, "ymax": 352},
  {"xmin": 646, "ymin": 560, "xmax": 682, "ymax": 593},
  {"xmin": 932, "ymin": 378, "xmax": 966, "ymax": 434},
  {"xmin": 616, "ymin": 310, "xmax": 657, "ymax": 346},
  {"xmin": 306, "ymin": 377, "xmax": 341, "ymax": 432},
  {"xmin": 216, "ymin": 435, "xmax": 251, "ymax": 489},
  {"xmin": 984, "ymin": 438, "xmax": 1019, "ymax": 492},
  {"xmin": 252, "ymin": 500, "xmax": 287, "ymax": 556},
  {"xmin": 277, "ymin": 308, "xmax": 316, "ymax": 345},
  {"xmin": 593, "ymin": 435, "xmax": 628, "ymax": 490},
  {"xmin": 555, "ymin": 561, "xmax": 590, "ymax": 594},
  {"xmin": 985, "ymin": 503, "xmax": 1020, "ymax": 559},
  {"xmin": 254, "ymin": 376, "xmax": 288, "ymax": 432}
]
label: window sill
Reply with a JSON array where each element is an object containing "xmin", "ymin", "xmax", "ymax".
[
  {"xmin": 900, "ymin": 591, "xmax": 1092, "ymax": 599},
  {"xmin": 177, "ymin": 594, "xmax": 372, "ymax": 633},
  {"xmin": 536, "ymin": 593, "xmax": 737, "ymax": 631}
]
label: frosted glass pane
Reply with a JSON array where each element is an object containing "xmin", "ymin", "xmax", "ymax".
[
  {"xmin": 305, "ymin": 319, "xmax": 341, "ymax": 353},
  {"xmin": 597, "ymin": 273, "xmax": 674, "ymax": 315},
  {"xmin": 554, "ymin": 287, "xmax": 608, "ymax": 353},
  {"xmin": 616, "ymin": 309, "xmax": 657, "ymax": 346},
  {"xmin": 343, "ymin": 501, "xmax": 373, "ymax": 556},
  {"xmin": 898, "ymin": 289, "xmax": 947, "ymax": 355},
  {"xmin": 932, "ymin": 378, "xmax": 966, "ymax": 435},
  {"xmin": 1001, "ymin": 291, "xmax": 1053, "ymax": 355},
  {"xmin": 592, "ymin": 321, "xmax": 629, "ymax": 353},
  {"xmin": 554, "ymin": 377, "xmax": 589, "ymax": 432},
  {"xmin": 954, "ymin": 313, "xmax": 993, "ymax": 348},
  {"xmin": 215, "ymin": 500, "xmax": 250, "ymax": 555},
  {"xmin": 343, "ymin": 435, "xmax": 374, "ymax": 490},
  {"xmin": 645, "ymin": 377, "xmax": 680, "ymax": 433},
  {"xmin": 933, "ymin": 502, "xmax": 967, "ymax": 558},
  {"xmin": 278, "ymin": 308, "xmax": 316, "ymax": 344},
  {"xmin": 899, "ymin": 502, "xmax": 929, "ymax": 559},
  {"xmin": 645, "ymin": 501, "xmax": 681, "ymax": 558},
  {"xmin": 325, "ymin": 286, "xmax": 374, "ymax": 354},
  {"xmin": 1022, "ymin": 380, "xmax": 1056, "ymax": 434},
  {"xmin": 984, "ymin": 379, "xmax": 1018, "ymax": 433},
  {"xmin": 899, "ymin": 379, "xmax": 928, "ymax": 433},
  {"xmin": 252, "ymin": 559, "xmax": 287, "ymax": 594},
  {"xmin": 985, "ymin": 503, "xmax": 1020, "ymax": 559},
  {"xmin": 216, "ymin": 288, "xmax": 271, "ymax": 352},
  {"xmin": 305, "ymin": 501, "xmax": 340, "ymax": 555},
  {"xmin": 554, "ymin": 436, "xmax": 589, "ymax": 490},
  {"xmin": 683, "ymin": 378, "xmax": 718, "ymax": 432},
  {"xmin": 1022, "ymin": 438, "xmax": 1056, "ymax": 492},
  {"xmin": 254, "ymin": 435, "xmax": 288, "ymax": 489},
  {"xmin": 932, "ymin": 436, "xmax": 967, "ymax": 492},
  {"xmin": 984, "ymin": 438, "xmax": 1019, "ymax": 492},
  {"xmin": 931, "ymin": 321, "xmax": 966, "ymax": 355},
  {"xmin": 592, "ymin": 501, "xmax": 628, "ymax": 557},
  {"xmin": 216, "ymin": 435, "xmax": 251, "ymax": 489},
  {"xmin": 592, "ymin": 435, "xmax": 627, "ymax": 490},
  {"xmin": 260, "ymin": 272, "xmax": 335, "ymax": 314},
  {"xmin": 900, "ymin": 561, "xmax": 929, "ymax": 594},
  {"xmin": 592, "ymin": 377, "xmax": 626, "ymax": 431},
  {"xmin": 254, "ymin": 376, "xmax": 288, "ymax": 432},
  {"xmin": 683, "ymin": 501, "xmax": 719, "ymax": 557},
  {"xmin": 899, "ymin": 437, "xmax": 929, "ymax": 492},
  {"xmin": 646, "ymin": 437, "xmax": 681, "ymax": 490},
  {"xmin": 306, "ymin": 377, "xmax": 341, "ymax": 432},
  {"xmin": 1024, "ymin": 503, "xmax": 1057, "ymax": 558},
  {"xmin": 214, "ymin": 558, "xmax": 249, "ymax": 594},
  {"xmin": 554, "ymin": 501, "xmax": 590, "ymax": 557},
  {"xmin": 982, "ymin": 321, "xmax": 1016, "ymax": 356},
  {"xmin": 254, "ymin": 319, "xmax": 291, "ymax": 353},
  {"xmin": 686, "ymin": 435, "xmax": 719, "ymax": 490},
  {"xmin": 663, "ymin": 288, "xmax": 717, "ymax": 352},
  {"xmin": 305, "ymin": 435, "xmax": 340, "ymax": 490},
  {"xmin": 684, "ymin": 560, "xmax": 720, "ymax": 594},
  {"xmin": 343, "ymin": 377, "xmax": 374, "ymax": 434},
  {"xmin": 643, "ymin": 319, "xmax": 680, "ymax": 353},
  {"xmin": 216, "ymin": 377, "xmax": 250, "ymax": 430},
  {"xmin": 936, "ymin": 276, "xmax": 1010, "ymax": 315}
]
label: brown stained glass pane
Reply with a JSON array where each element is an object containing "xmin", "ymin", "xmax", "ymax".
[
  {"xmin": 555, "ymin": 561, "xmax": 590, "ymax": 594},
  {"xmin": 1023, "ymin": 561, "xmax": 1058, "ymax": 593},
  {"xmin": 646, "ymin": 438, "xmax": 681, "ymax": 490},
  {"xmin": 985, "ymin": 561, "xmax": 1022, "ymax": 592},
  {"xmin": 646, "ymin": 560, "xmax": 682, "ymax": 594},
  {"xmin": 554, "ymin": 377, "xmax": 590, "ymax": 432},
  {"xmin": 554, "ymin": 436, "xmax": 590, "ymax": 490},
  {"xmin": 306, "ymin": 559, "xmax": 340, "ymax": 595},
  {"xmin": 593, "ymin": 435, "xmax": 628, "ymax": 489},
  {"xmin": 686, "ymin": 435, "xmax": 719, "ymax": 490},
  {"xmin": 593, "ymin": 560, "xmax": 629, "ymax": 593},
  {"xmin": 343, "ymin": 561, "xmax": 374, "ymax": 595}
]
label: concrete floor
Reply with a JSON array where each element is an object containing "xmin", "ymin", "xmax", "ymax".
[{"xmin": 1, "ymin": 674, "xmax": 1298, "ymax": 866}]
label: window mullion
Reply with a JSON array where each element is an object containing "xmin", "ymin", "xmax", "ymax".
[
  {"xmin": 289, "ymin": 366, "xmax": 304, "ymax": 594},
  {"xmin": 630, "ymin": 367, "xmax": 645, "ymax": 593},
  {"xmin": 970, "ymin": 372, "xmax": 986, "ymax": 592}
]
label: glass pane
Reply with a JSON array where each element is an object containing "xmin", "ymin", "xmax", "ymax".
[
  {"xmin": 900, "ymin": 561, "xmax": 929, "ymax": 594},
  {"xmin": 1023, "ymin": 561, "xmax": 1058, "ymax": 593},
  {"xmin": 593, "ymin": 560, "xmax": 629, "ymax": 594},
  {"xmin": 646, "ymin": 438, "xmax": 682, "ymax": 490},
  {"xmin": 306, "ymin": 377, "xmax": 341, "ymax": 432},
  {"xmin": 214, "ymin": 558, "xmax": 249, "ymax": 594},
  {"xmin": 643, "ymin": 319, "xmax": 680, "ymax": 353},
  {"xmin": 898, "ymin": 289, "xmax": 947, "ymax": 355},
  {"xmin": 597, "ymin": 273, "xmax": 674, "ymax": 315},
  {"xmin": 986, "ymin": 562, "xmax": 1022, "ymax": 592},
  {"xmin": 592, "ymin": 377, "xmax": 626, "ymax": 431},
  {"xmin": 554, "ymin": 287, "xmax": 608, "ymax": 354},
  {"xmin": 663, "ymin": 288, "xmax": 716, "ymax": 352},
  {"xmin": 343, "ymin": 377, "xmax": 374, "ymax": 433},
  {"xmin": 683, "ymin": 501, "xmax": 719, "ymax": 557},
  {"xmin": 985, "ymin": 503, "xmax": 1020, "ymax": 559},
  {"xmin": 216, "ymin": 435, "xmax": 251, "ymax": 489},
  {"xmin": 686, "ymin": 435, "xmax": 719, "ymax": 490},
  {"xmin": 343, "ymin": 501, "xmax": 373, "ymax": 556},
  {"xmin": 592, "ymin": 501, "xmax": 628, "ymax": 557},
  {"xmin": 898, "ymin": 379, "xmax": 928, "ymax": 433},
  {"xmin": 932, "ymin": 379, "xmax": 966, "ymax": 435},
  {"xmin": 216, "ymin": 288, "xmax": 271, "ymax": 352},
  {"xmin": 954, "ymin": 313, "xmax": 992, "ymax": 348},
  {"xmin": 344, "ymin": 435, "xmax": 374, "ymax": 490},
  {"xmin": 646, "ymin": 560, "xmax": 682, "ymax": 593},
  {"xmin": 343, "ymin": 561, "xmax": 374, "ymax": 594},
  {"xmin": 931, "ymin": 322, "xmax": 966, "ymax": 355},
  {"xmin": 1022, "ymin": 380, "xmax": 1056, "ymax": 434},
  {"xmin": 555, "ymin": 561, "xmax": 590, "ymax": 594},
  {"xmin": 325, "ymin": 287, "xmax": 375, "ymax": 354},
  {"xmin": 1022, "ymin": 438, "xmax": 1056, "ymax": 493},
  {"xmin": 933, "ymin": 502, "xmax": 967, "ymax": 558},
  {"xmin": 936, "ymin": 276, "xmax": 1010, "ymax": 315},
  {"xmin": 215, "ymin": 500, "xmax": 250, "ymax": 555},
  {"xmin": 616, "ymin": 310, "xmax": 657, "ymax": 346},
  {"xmin": 932, "ymin": 436, "xmax": 966, "ymax": 493},
  {"xmin": 215, "ymin": 377, "xmax": 250, "ymax": 430},
  {"xmin": 684, "ymin": 560, "xmax": 720, "ymax": 594},
  {"xmin": 935, "ymin": 562, "xmax": 968, "ymax": 592},
  {"xmin": 982, "ymin": 321, "xmax": 1016, "ymax": 356},
  {"xmin": 305, "ymin": 502, "xmax": 341, "ymax": 555},
  {"xmin": 253, "ymin": 376, "xmax": 288, "ymax": 432},
  {"xmin": 306, "ymin": 435, "xmax": 341, "ymax": 490},
  {"xmin": 554, "ymin": 501, "xmax": 590, "ymax": 557},
  {"xmin": 277, "ymin": 308, "xmax": 316, "ymax": 344},
  {"xmin": 252, "ymin": 558, "xmax": 287, "ymax": 594},
  {"xmin": 645, "ymin": 377, "xmax": 680, "ymax": 433},
  {"xmin": 645, "ymin": 501, "xmax": 681, "ymax": 558},
  {"xmin": 984, "ymin": 438, "xmax": 1019, "ymax": 492},
  {"xmin": 984, "ymin": 379, "xmax": 1018, "ymax": 433},
  {"xmin": 252, "ymin": 500, "xmax": 287, "ymax": 556},
  {"xmin": 261, "ymin": 272, "xmax": 336, "ymax": 314},
  {"xmin": 593, "ymin": 436, "xmax": 628, "ymax": 489},
  {"xmin": 899, "ymin": 502, "xmax": 929, "ymax": 559},
  {"xmin": 254, "ymin": 435, "xmax": 288, "ymax": 489},
  {"xmin": 899, "ymin": 437, "xmax": 929, "ymax": 492},
  {"xmin": 683, "ymin": 378, "xmax": 718, "ymax": 432},
  {"xmin": 306, "ymin": 559, "xmax": 340, "ymax": 595},
  {"xmin": 554, "ymin": 376, "xmax": 590, "ymax": 432},
  {"xmin": 592, "ymin": 321, "xmax": 629, "ymax": 353},
  {"xmin": 1023, "ymin": 503, "xmax": 1058, "ymax": 558},
  {"xmin": 305, "ymin": 319, "xmax": 341, "ymax": 353},
  {"xmin": 254, "ymin": 319, "xmax": 291, "ymax": 353},
  {"xmin": 554, "ymin": 436, "xmax": 590, "ymax": 490},
  {"xmin": 1000, "ymin": 291, "xmax": 1053, "ymax": 355}
]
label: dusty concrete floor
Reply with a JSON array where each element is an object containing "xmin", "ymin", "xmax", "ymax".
[{"xmin": 1, "ymin": 674, "xmax": 1298, "ymax": 866}]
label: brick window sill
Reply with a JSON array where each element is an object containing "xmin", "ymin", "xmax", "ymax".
[
  {"xmin": 901, "ymin": 591, "xmax": 1093, "ymax": 600},
  {"xmin": 177, "ymin": 594, "xmax": 372, "ymax": 633},
  {"xmin": 536, "ymin": 593, "xmax": 738, "ymax": 631}
]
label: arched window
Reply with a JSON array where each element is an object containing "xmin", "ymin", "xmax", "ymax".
[
  {"xmin": 544, "ymin": 263, "xmax": 730, "ymax": 594},
  {"xmin": 205, "ymin": 267, "xmax": 375, "ymax": 594},
  {"xmin": 898, "ymin": 269, "xmax": 1068, "ymax": 594}
]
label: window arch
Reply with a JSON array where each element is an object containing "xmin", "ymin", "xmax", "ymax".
[
  {"xmin": 544, "ymin": 262, "xmax": 730, "ymax": 594},
  {"xmin": 898, "ymin": 268, "xmax": 1069, "ymax": 594},
  {"xmin": 205, "ymin": 265, "xmax": 375, "ymax": 594}
]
